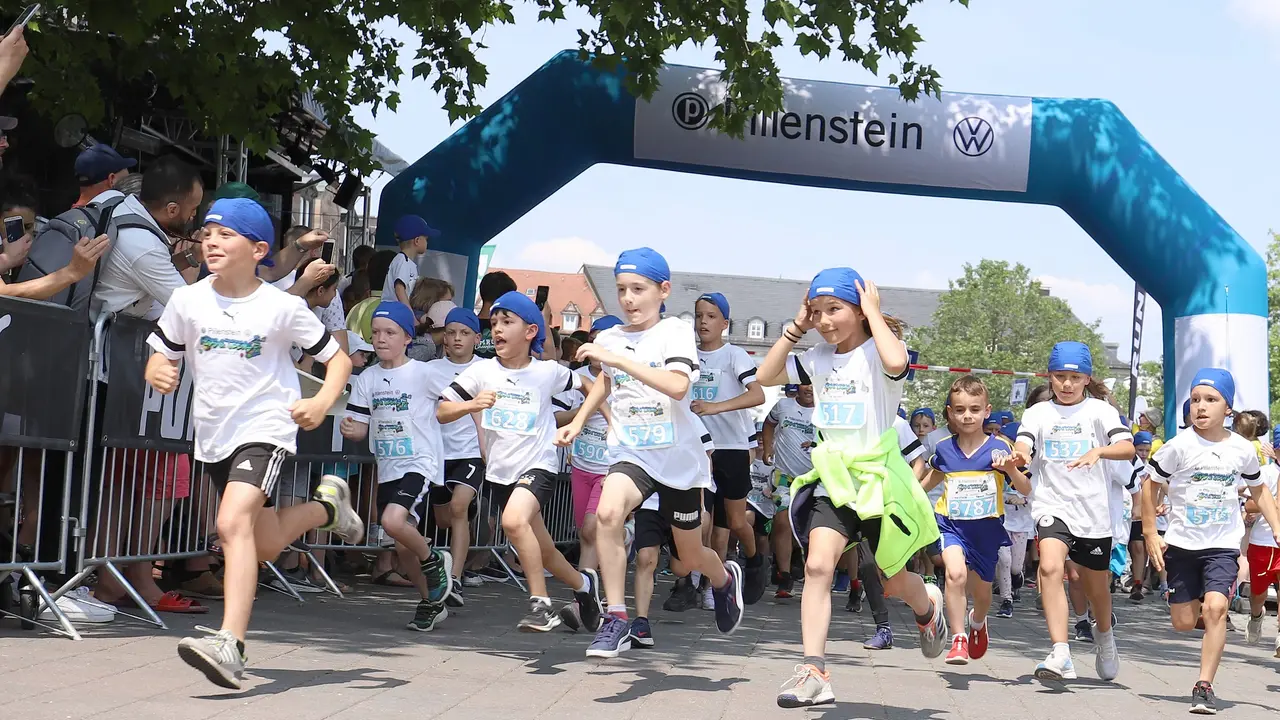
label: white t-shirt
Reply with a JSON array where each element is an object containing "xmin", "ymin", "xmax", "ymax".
[
  {"xmin": 1148, "ymin": 430, "xmax": 1261, "ymax": 551},
  {"xmin": 924, "ymin": 429, "xmax": 952, "ymax": 505},
  {"xmin": 1249, "ymin": 464, "xmax": 1279, "ymax": 548},
  {"xmin": 382, "ymin": 252, "xmax": 419, "ymax": 302},
  {"xmin": 694, "ymin": 343, "xmax": 759, "ymax": 450},
  {"xmin": 786, "ymin": 338, "xmax": 908, "ymax": 454},
  {"xmin": 442, "ymin": 357, "xmax": 580, "ymax": 486},
  {"xmin": 1016, "ymin": 398, "xmax": 1132, "ymax": 539},
  {"xmin": 91, "ymin": 192, "xmax": 184, "ymax": 322},
  {"xmin": 271, "ymin": 270, "xmax": 346, "ymax": 334},
  {"xmin": 596, "ymin": 317, "xmax": 708, "ymax": 491},
  {"xmin": 1107, "ymin": 458, "xmax": 1142, "ymax": 545},
  {"xmin": 641, "ymin": 415, "xmax": 715, "ymax": 511},
  {"xmin": 558, "ymin": 366, "xmax": 610, "ymax": 475},
  {"xmin": 748, "ymin": 458, "xmax": 776, "ymax": 519},
  {"xmin": 147, "ymin": 278, "xmax": 339, "ymax": 463},
  {"xmin": 765, "ymin": 397, "xmax": 815, "ymax": 478},
  {"xmin": 420, "ymin": 357, "xmax": 483, "ymax": 460},
  {"xmin": 346, "ymin": 360, "xmax": 444, "ymax": 484},
  {"xmin": 1003, "ymin": 489, "xmax": 1034, "ymax": 534},
  {"xmin": 895, "ymin": 416, "xmax": 926, "ymax": 466}
]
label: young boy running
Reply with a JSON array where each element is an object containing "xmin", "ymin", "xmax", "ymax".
[
  {"xmin": 1244, "ymin": 426, "xmax": 1280, "ymax": 656},
  {"xmin": 437, "ymin": 291, "xmax": 603, "ymax": 633},
  {"xmin": 762, "ymin": 384, "xmax": 816, "ymax": 599},
  {"xmin": 145, "ymin": 199, "xmax": 362, "ymax": 689},
  {"xmin": 1144, "ymin": 369, "xmax": 1280, "ymax": 714},
  {"xmin": 692, "ymin": 292, "xmax": 768, "ymax": 603},
  {"xmin": 422, "ymin": 307, "xmax": 487, "ymax": 603},
  {"xmin": 340, "ymin": 302, "xmax": 454, "ymax": 631},
  {"xmin": 923, "ymin": 376, "xmax": 1031, "ymax": 664}
]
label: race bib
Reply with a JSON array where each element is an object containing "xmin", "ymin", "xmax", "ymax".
[
  {"xmin": 946, "ymin": 472, "xmax": 1000, "ymax": 520},
  {"xmin": 615, "ymin": 397, "xmax": 675, "ymax": 449},
  {"xmin": 692, "ymin": 368, "xmax": 721, "ymax": 402},
  {"xmin": 813, "ymin": 374, "xmax": 867, "ymax": 430},
  {"xmin": 572, "ymin": 423, "xmax": 609, "ymax": 465},
  {"xmin": 1044, "ymin": 425, "xmax": 1091, "ymax": 461},
  {"xmin": 374, "ymin": 419, "xmax": 414, "ymax": 458},
  {"xmin": 482, "ymin": 387, "xmax": 541, "ymax": 436},
  {"xmin": 1185, "ymin": 478, "xmax": 1235, "ymax": 527}
]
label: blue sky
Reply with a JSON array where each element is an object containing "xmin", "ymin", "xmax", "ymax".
[{"xmin": 355, "ymin": 0, "xmax": 1280, "ymax": 364}]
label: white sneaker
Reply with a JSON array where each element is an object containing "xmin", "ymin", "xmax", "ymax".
[
  {"xmin": 39, "ymin": 587, "xmax": 115, "ymax": 624},
  {"xmin": 1246, "ymin": 614, "xmax": 1263, "ymax": 645},
  {"xmin": 702, "ymin": 585, "xmax": 715, "ymax": 611},
  {"xmin": 1274, "ymin": 633, "xmax": 1280, "ymax": 659},
  {"xmin": 1035, "ymin": 648, "xmax": 1077, "ymax": 681},
  {"xmin": 1095, "ymin": 628, "xmax": 1120, "ymax": 681}
]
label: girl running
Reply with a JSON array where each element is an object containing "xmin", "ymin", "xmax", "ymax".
[
  {"xmin": 558, "ymin": 247, "xmax": 744, "ymax": 660},
  {"xmin": 1012, "ymin": 341, "xmax": 1132, "ymax": 682},
  {"xmin": 754, "ymin": 268, "xmax": 945, "ymax": 708},
  {"xmin": 1143, "ymin": 369, "xmax": 1280, "ymax": 714}
]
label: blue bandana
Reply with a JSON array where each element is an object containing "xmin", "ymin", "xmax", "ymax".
[
  {"xmin": 1048, "ymin": 341, "xmax": 1093, "ymax": 376},
  {"xmin": 205, "ymin": 198, "xmax": 274, "ymax": 260},
  {"xmin": 910, "ymin": 407, "xmax": 935, "ymax": 422},
  {"xmin": 614, "ymin": 247, "xmax": 670, "ymax": 284},
  {"xmin": 807, "ymin": 267, "xmax": 864, "ymax": 306},
  {"xmin": 444, "ymin": 307, "xmax": 480, "ymax": 334},
  {"xmin": 372, "ymin": 301, "xmax": 416, "ymax": 337},
  {"xmin": 591, "ymin": 315, "xmax": 623, "ymax": 333},
  {"xmin": 491, "ymin": 291, "xmax": 546, "ymax": 356},
  {"xmin": 1133, "ymin": 431, "xmax": 1154, "ymax": 446},
  {"xmin": 697, "ymin": 292, "xmax": 731, "ymax": 320},
  {"xmin": 1191, "ymin": 367, "xmax": 1235, "ymax": 409}
]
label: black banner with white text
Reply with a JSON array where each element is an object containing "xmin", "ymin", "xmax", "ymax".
[{"xmin": 0, "ymin": 297, "xmax": 92, "ymax": 450}]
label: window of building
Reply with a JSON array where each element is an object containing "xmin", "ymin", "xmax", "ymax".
[
  {"xmin": 747, "ymin": 318, "xmax": 765, "ymax": 340},
  {"xmin": 562, "ymin": 311, "xmax": 580, "ymax": 333}
]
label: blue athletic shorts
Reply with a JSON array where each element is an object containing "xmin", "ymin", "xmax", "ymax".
[{"xmin": 936, "ymin": 514, "xmax": 1011, "ymax": 583}]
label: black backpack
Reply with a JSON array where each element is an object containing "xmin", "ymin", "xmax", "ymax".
[{"xmin": 16, "ymin": 196, "xmax": 167, "ymax": 313}]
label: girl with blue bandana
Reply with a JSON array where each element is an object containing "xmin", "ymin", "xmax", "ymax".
[
  {"xmin": 559, "ymin": 247, "xmax": 746, "ymax": 660},
  {"xmin": 1012, "ymin": 341, "xmax": 1132, "ymax": 683},
  {"xmin": 754, "ymin": 267, "xmax": 946, "ymax": 708}
]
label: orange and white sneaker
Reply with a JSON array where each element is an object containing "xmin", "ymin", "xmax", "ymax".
[
  {"xmin": 968, "ymin": 617, "xmax": 990, "ymax": 660},
  {"xmin": 945, "ymin": 635, "xmax": 970, "ymax": 665}
]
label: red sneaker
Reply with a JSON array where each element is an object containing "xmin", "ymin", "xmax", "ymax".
[
  {"xmin": 945, "ymin": 635, "xmax": 969, "ymax": 665},
  {"xmin": 968, "ymin": 621, "xmax": 989, "ymax": 660}
]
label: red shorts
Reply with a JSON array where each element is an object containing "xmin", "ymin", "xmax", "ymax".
[
  {"xmin": 108, "ymin": 449, "xmax": 192, "ymax": 501},
  {"xmin": 1246, "ymin": 543, "xmax": 1280, "ymax": 595}
]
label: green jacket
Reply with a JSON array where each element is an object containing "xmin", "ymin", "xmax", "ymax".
[{"xmin": 793, "ymin": 428, "xmax": 940, "ymax": 577}]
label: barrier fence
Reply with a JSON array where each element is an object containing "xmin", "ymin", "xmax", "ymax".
[{"xmin": 0, "ymin": 299, "xmax": 579, "ymax": 640}]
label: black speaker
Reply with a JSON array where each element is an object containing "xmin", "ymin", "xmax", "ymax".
[{"xmin": 332, "ymin": 174, "xmax": 362, "ymax": 209}]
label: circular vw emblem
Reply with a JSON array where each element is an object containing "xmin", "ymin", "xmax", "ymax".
[
  {"xmin": 953, "ymin": 116, "xmax": 995, "ymax": 157},
  {"xmin": 672, "ymin": 92, "xmax": 710, "ymax": 130}
]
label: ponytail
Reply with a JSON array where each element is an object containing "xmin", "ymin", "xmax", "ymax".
[
  {"xmin": 864, "ymin": 314, "xmax": 906, "ymax": 340},
  {"xmin": 1085, "ymin": 377, "xmax": 1114, "ymax": 404}
]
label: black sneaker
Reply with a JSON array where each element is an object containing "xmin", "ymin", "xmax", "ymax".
[
  {"xmin": 1190, "ymin": 681, "xmax": 1217, "ymax": 715},
  {"xmin": 476, "ymin": 564, "xmax": 511, "ymax": 583},
  {"xmin": 1074, "ymin": 618, "xmax": 1094, "ymax": 643},
  {"xmin": 776, "ymin": 573, "xmax": 795, "ymax": 599},
  {"xmin": 663, "ymin": 577, "xmax": 699, "ymax": 612},
  {"xmin": 742, "ymin": 553, "xmax": 767, "ymax": 605},
  {"xmin": 996, "ymin": 599, "xmax": 1014, "ymax": 618},
  {"xmin": 445, "ymin": 577, "xmax": 464, "ymax": 608},
  {"xmin": 574, "ymin": 568, "xmax": 603, "ymax": 633},
  {"xmin": 846, "ymin": 588, "xmax": 863, "ymax": 613},
  {"xmin": 1129, "ymin": 587, "xmax": 1144, "ymax": 604},
  {"xmin": 712, "ymin": 561, "xmax": 745, "ymax": 634},
  {"xmin": 517, "ymin": 598, "xmax": 561, "ymax": 632}
]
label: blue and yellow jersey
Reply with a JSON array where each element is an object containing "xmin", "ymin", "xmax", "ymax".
[{"xmin": 930, "ymin": 434, "xmax": 1015, "ymax": 520}]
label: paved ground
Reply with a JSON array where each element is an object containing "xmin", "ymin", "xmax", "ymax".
[{"xmin": 3, "ymin": 575, "xmax": 1280, "ymax": 720}]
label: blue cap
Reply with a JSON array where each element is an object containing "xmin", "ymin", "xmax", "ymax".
[
  {"xmin": 1182, "ymin": 398, "xmax": 1191, "ymax": 418},
  {"xmin": 1191, "ymin": 367, "xmax": 1235, "ymax": 409},
  {"xmin": 1133, "ymin": 430, "xmax": 1154, "ymax": 446},
  {"xmin": 443, "ymin": 307, "xmax": 480, "ymax": 334},
  {"xmin": 1000, "ymin": 422, "xmax": 1021, "ymax": 442},
  {"xmin": 984, "ymin": 414, "xmax": 997, "ymax": 426},
  {"xmin": 372, "ymin": 301, "xmax": 416, "ymax": 337},
  {"xmin": 204, "ymin": 198, "xmax": 274, "ymax": 246},
  {"xmin": 898, "ymin": 407, "xmax": 908, "ymax": 419},
  {"xmin": 591, "ymin": 315, "xmax": 623, "ymax": 333},
  {"xmin": 697, "ymin": 292, "xmax": 731, "ymax": 320},
  {"xmin": 784, "ymin": 384, "xmax": 800, "ymax": 393},
  {"xmin": 1048, "ymin": 341, "xmax": 1093, "ymax": 376},
  {"xmin": 910, "ymin": 407, "xmax": 935, "ymax": 422},
  {"xmin": 998, "ymin": 410, "xmax": 1016, "ymax": 425},
  {"xmin": 75, "ymin": 144, "xmax": 137, "ymax": 185},
  {"xmin": 393, "ymin": 214, "xmax": 440, "ymax": 242},
  {"xmin": 614, "ymin": 247, "xmax": 670, "ymax": 284},
  {"xmin": 1273, "ymin": 427, "xmax": 1280, "ymax": 446},
  {"xmin": 807, "ymin": 267, "xmax": 864, "ymax": 306},
  {"xmin": 491, "ymin": 291, "xmax": 545, "ymax": 356}
]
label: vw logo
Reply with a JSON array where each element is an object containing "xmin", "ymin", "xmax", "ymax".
[
  {"xmin": 953, "ymin": 116, "xmax": 995, "ymax": 157},
  {"xmin": 672, "ymin": 92, "xmax": 710, "ymax": 131}
]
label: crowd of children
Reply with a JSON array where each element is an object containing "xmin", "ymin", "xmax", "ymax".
[{"xmin": 142, "ymin": 215, "xmax": 1280, "ymax": 713}]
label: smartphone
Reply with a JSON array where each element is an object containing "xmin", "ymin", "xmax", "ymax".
[
  {"xmin": 321, "ymin": 241, "xmax": 334, "ymax": 263},
  {"xmin": 534, "ymin": 284, "xmax": 550, "ymax": 310},
  {"xmin": 3, "ymin": 215, "xmax": 25, "ymax": 244},
  {"xmin": 7, "ymin": 4, "xmax": 40, "ymax": 36}
]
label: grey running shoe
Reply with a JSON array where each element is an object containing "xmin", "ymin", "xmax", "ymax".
[
  {"xmin": 1190, "ymin": 681, "xmax": 1218, "ymax": 715},
  {"xmin": 918, "ymin": 582, "xmax": 948, "ymax": 659},
  {"xmin": 314, "ymin": 475, "xmax": 365, "ymax": 544},
  {"xmin": 518, "ymin": 597, "xmax": 561, "ymax": 632},
  {"xmin": 776, "ymin": 664, "xmax": 835, "ymax": 708},
  {"xmin": 407, "ymin": 600, "xmax": 447, "ymax": 632},
  {"xmin": 177, "ymin": 626, "xmax": 246, "ymax": 690}
]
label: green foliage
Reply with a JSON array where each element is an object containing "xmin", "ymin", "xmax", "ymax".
[
  {"xmin": 11, "ymin": 0, "xmax": 966, "ymax": 174},
  {"xmin": 904, "ymin": 259, "xmax": 1112, "ymax": 414}
]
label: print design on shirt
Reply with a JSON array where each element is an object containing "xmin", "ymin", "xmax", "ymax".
[
  {"xmin": 814, "ymin": 374, "xmax": 869, "ymax": 430},
  {"xmin": 198, "ymin": 330, "xmax": 266, "ymax": 359}
]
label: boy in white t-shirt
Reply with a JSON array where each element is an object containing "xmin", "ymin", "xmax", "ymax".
[
  {"xmin": 145, "ymin": 199, "xmax": 361, "ymax": 690},
  {"xmin": 1244, "ymin": 426, "xmax": 1280, "ymax": 656},
  {"xmin": 762, "ymin": 384, "xmax": 816, "ymax": 599},
  {"xmin": 341, "ymin": 302, "xmax": 453, "ymax": 632},
  {"xmin": 382, "ymin": 215, "xmax": 437, "ymax": 306},
  {"xmin": 438, "ymin": 291, "xmax": 603, "ymax": 634},
  {"xmin": 1143, "ymin": 369, "xmax": 1280, "ymax": 714}
]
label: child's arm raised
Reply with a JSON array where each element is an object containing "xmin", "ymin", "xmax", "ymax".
[{"xmin": 855, "ymin": 280, "xmax": 908, "ymax": 377}]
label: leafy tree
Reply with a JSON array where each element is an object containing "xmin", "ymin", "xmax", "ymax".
[
  {"xmin": 904, "ymin": 259, "xmax": 1112, "ymax": 415},
  {"xmin": 1267, "ymin": 231, "xmax": 1280, "ymax": 419},
  {"xmin": 13, "ymin": 0, "xmax": 967, "ymax": 173}
]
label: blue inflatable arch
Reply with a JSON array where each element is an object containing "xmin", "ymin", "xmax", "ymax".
[{"xmin": 379, "ymin": 51, "xmax": 1267, "ymax": 432}]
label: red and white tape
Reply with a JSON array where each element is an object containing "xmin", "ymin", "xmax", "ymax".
[{"xmin": 909, "ymin": 363, "xmax": 1048, "ymax": 378}]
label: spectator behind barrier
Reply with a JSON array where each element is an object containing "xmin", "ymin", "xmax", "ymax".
[
  {"xmin": 72, "ymin": 144, "xmax": 136, "ymax": 209},
  {"xmin": 474, "ymin": 270, "xmax": 517, "ymax": 359},
  {"xmin": 346, "ymin": 249, "xmax": 397, "ymax": 342},
  {"xmin": 338, "ymin": 244, "xmax": 375, "ymax": 297},
  {"xmin": 0, "ymin": 176, "xmax": 109, "ymax": 300}
]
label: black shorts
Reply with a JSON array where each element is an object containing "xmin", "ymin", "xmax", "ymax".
[
  {"xmin": 1036, "ymin": 516, "xmax": 1112, "ymax": 572},
  {"xmin": 711, "ymin": 449, "xmax": 751, "ymax": 501},
  {"xmin": 205, "ymin": 443, "xmax": 290, "ymax": 498},
  {"xmin": 1129, "ymin": 520, "xmax": 1144, "ymax": 543},
  {"xmin": 376, "ymin": 472, "xmax": 429, "ymax": 524},
  {"xmin": 610, "ymin": 461, "xmax": 702, "ymax": 531},
  {"xmin": 1165, "ymin": 546, "xmax": 1240, "ymax": 605},
  {"xmin": 430, "ymin": 458, "xmax": 484, "ymax": 507},
  {"xmin": 634, "ymin": 508, "xmax": 679, "ymax": 561},
  {"xmin": 805, "ymin": 494, "xmax": 882, "ymax": 554},
  {"xmin": 490, "ymin": 468, "xmax": 557, "ymax": 513}
]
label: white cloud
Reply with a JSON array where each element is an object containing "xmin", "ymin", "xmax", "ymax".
[
  {"xmin": 1230, "ymin": 0, "xmax": 1280, "ymax": 31},
  {"xmin": 1036, "ymin": 274, "xmax": 1164, "ymax": 361},
  {"xmin": 503, "ymin": 237, "xmax": 614, "ymax": 273}
]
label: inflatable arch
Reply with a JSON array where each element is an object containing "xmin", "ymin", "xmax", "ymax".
[{"xmin": 379, "ymin": 51, "xmax": 1267, "ymax": 434}]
